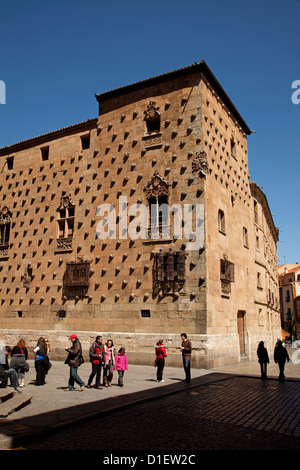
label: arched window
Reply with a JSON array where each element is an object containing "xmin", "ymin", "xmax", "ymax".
[
  {"xmin": 144, "ymin": 171, "xmax": 170, "ymax": 239},
  {"xmin": 0, "ymin": 206, "xmax": 12, "ymax": 246},
  {"xmin": 56, "ymin": 194, "xmax": 75, "ymax": 251}
]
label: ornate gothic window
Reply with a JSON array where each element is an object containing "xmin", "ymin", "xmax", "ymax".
[
  {"xmin": 143, "ymin": 171, "xmax": 171, "ymax": 239},
  {"xmin": 56, "ymin": 194, "xmax": 75, "ymax": 252},
  {"xmin": 0, "ymin": 206, "xmax": 12, "ymax": 258}
]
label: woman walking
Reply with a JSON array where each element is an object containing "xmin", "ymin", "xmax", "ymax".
[{"xmin": 103, "ymin": 339, "xmax": 115, "ymax": 387}]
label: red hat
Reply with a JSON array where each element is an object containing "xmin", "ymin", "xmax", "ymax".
[{"xmin": 69, "ymin": 334, "xmax": 77, "ymax": 340}]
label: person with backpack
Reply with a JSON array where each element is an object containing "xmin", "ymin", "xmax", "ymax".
[{"xmin": 86, "ymin": 335, "xmax": 105, "ymax": 389}]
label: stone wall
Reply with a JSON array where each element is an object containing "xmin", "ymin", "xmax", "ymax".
[{"xmin": 0, "ymin": 62, "xmax": 281, "ymax": 368}]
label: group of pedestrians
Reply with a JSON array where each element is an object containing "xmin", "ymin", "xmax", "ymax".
[
  {"xmin": 1, "ymin": 332, "xmax": 193, "ymax": 392},
  {"xmin": 0, "ymin": 337, "xmax": 52, "ymax": 391},
  {"xmin": 64, "ymin": 334, "xmax": 128, "ymax": 391},
  {"xmin": 257, "ymin": 338, "xmax": 290, "ymax": 381},
  {"xmin": 1, "ymin": 334, "xmax": 292, "ymax": 393}
]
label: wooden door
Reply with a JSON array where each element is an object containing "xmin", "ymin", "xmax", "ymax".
[{"xmin": 237, "ymin": 311, "xmax": 245, "ymax": 355}]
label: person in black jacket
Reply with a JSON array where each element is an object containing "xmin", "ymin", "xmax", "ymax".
[
  {"xmin": 64, "ymin": 334, "xmax": 85, "ymax": 391},
  {"xmin": 257, "ymin": 341, "xmax": 269, "ymax": 379},
  {"xmin": 274, "ymin": 340, "xmax": 290, "ymax": 382}
]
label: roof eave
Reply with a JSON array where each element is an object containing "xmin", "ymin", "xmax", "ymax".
[{"xmin": 95, "ymin": 60, "xmax": 251, "ymax": 135}]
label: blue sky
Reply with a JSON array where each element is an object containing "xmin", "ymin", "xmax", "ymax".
[{"xmin": 0, "ymin": 0, "xmax": 299, "ymax": 265}]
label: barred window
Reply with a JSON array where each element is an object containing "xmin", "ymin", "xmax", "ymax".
[
  {"xmin": 64, "ymin": 261, "xmax": 90, "ymax": 287},
  {"xmin": 156, "ymin": 249, "xmax": 186, "ymax": 282}
]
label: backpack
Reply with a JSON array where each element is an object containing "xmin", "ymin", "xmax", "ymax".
[{"xmin": 89, "ymin": 343, "xmax": 103, "ymax": 362}]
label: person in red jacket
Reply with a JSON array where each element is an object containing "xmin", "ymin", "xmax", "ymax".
[
  {"xmin": 155, "ymin": 339, "xmax": 167, "ymax": 383},
  {"xmin": 86, "ymin": 336, "xmax": 105, "ymax": 389}
]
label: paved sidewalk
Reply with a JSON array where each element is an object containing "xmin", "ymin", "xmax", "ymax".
[{"xmin": 1, "ymin": 346, "xmax": 300, "ymax": 450}]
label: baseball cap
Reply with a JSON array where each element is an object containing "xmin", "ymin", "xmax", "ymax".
[{"xmin": 69, "ymin": 334, "xmax": 77, "ymax": 340}]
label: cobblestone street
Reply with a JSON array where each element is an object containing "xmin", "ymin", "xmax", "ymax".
[{"xmin": 25, "ymin": 375, "xmax": 300, "ymax": 451}]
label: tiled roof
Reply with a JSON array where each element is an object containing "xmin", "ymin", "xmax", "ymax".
[
  {"xmin": 0, "ymin": 118, "xmax": 97, "ymax": 155},
  {"xmin": 95, "ymin": 60, "xmax": 251, "ymax": 135}
]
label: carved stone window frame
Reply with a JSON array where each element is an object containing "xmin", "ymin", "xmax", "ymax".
[
  {"xmin": 144, "ymin": 101, "xmax": 161, "ymax": 134},
  {"xmin": 143, "ymin": 171, "xmax": 172, "ymax": 240},
  {"xmin": 56, "ymin": 193, "xmax": 75, "ymax": 252},
  {"xmin": 142, "ymin": 101, "xmax": 162, "ymax": 150},
  {"xmin": 0, "ymin": 206, "xmax": 12, "ymax": 258}
]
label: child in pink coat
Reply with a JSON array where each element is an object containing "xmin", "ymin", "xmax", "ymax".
[{"xmin": 114, "ymin": 347, "xmax": 128, "ymax": 387}]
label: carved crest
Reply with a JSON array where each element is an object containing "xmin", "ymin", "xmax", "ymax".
[
  {"xmin": 192, "ymin": 151, "xmax": 209, "ymax": 178},
  {"xmin": 0, "ymin": 206, "xmax": 12, "ymax": 224},
  {"xmin": 58, "ymin": 193, "xmax": 74, "ymax": 210},
  {"xmin": 144, "ymin": 101, "xmax": 160, "ymax": 122},
  {"xmin": 143, "ymin": 170, "xmax": 170, "ymax": 199}
]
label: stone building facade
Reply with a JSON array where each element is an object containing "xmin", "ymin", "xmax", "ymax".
[
  {"xmin": 0, "ymin": 61, "xmax": 281, "ymax": 367},
  {"xmin": 279, "ymin": 264, "xmax": 300, "ymax": 337}
]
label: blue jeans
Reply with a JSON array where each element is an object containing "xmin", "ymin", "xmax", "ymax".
[
  {"xmin": 182, "ymin": 357, "xmax": 191, "ymax": 382},
  {"xmin": 6, "ymin": 368, "xmax": 19, "ymax": 389},
  {"xmin": 68, "ymin": 366, "xmax": 85, "ymax": 390}
]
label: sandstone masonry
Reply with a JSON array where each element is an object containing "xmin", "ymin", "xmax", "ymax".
[{"xmin": 0, "ymin": 61, "xmax": 281, "ymax": 367}]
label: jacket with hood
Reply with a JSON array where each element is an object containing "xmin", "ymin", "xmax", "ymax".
[
  {"xmin": 155, "ymin": 344, "xmax": 167, "ymax": 360},
  {"xmin": 114, "ymin": 353, "xmax": 128, "ymax": 371}
]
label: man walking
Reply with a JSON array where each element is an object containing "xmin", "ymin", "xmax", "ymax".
[
  {"xmin": 87, "ymin": 335, "xmax": 104, "ymax": 389},
  {"xmin": 274, "ymin": 339, "xmax": 290, "ymax": 382},
  {"xmin": 180, "ymin": 333, "xmax": 192, "ymax": 383},
  {"xmin": 64, "ymin": 334, "xmax": 85, "ymax": 391}
]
